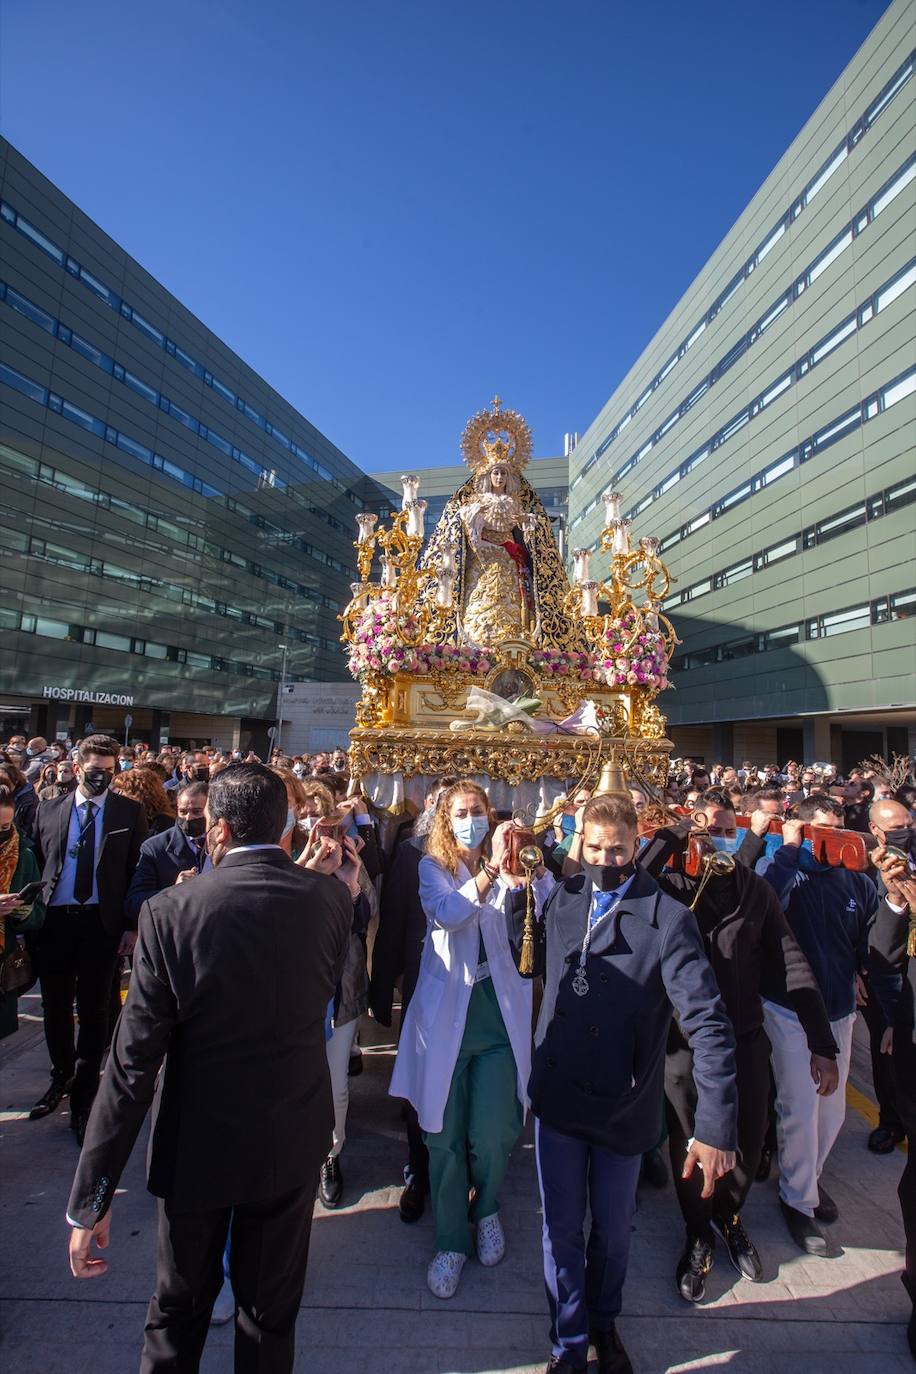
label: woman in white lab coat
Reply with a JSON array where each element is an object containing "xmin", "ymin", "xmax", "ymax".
[{"xmin": 389, "ymin": 778, "xmax": 553, "ymax": 1298}]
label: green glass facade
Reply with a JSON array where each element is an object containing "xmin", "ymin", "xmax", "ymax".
[
  {"xmin": 0, "ymin": 138, "xmax": 390, "ymax": 749},
  {"xmin": 566, "ymin": 0, "xmax": 915, "ymax": 769}
]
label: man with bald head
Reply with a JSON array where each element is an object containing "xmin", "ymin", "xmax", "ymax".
[{"xmin": 861, "ymin": 799, "xmax": 915, "ymax": 1153}]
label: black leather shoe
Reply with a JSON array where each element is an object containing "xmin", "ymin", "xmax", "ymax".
[
  {"xmin": 398, "ymin": 1174, "xmax": 427, "ymax": 1223},
  {"xmin": 814, "ymin": 1184, "xmax": 838, "ymax": 1224},
  {"xmin": 545, "ymin": 1358, "xmax": 584, "ymax": 1374},
  {"xmin": 318, "ymin": 1154, "xmax": 343, "ymax": 1208},
  {"xmin": 867, "ymin": 1124, "xmax": 904, "ymax": 1154},
  {"xmin": 29, "ymin": 1076, "xmax": 73, "ymax": 1120},
  {"xmin": 711, "ymin": 1213, "xmax": 762, "ymax": 1281},
  {"xmin": 640, "ymin": 1146, "xmax": 668, "ymax": 1189},
  {"xmin": 347, "ymin": 1050, "xmax": 363, "ymax": 1078},
  {"xmin": 780, "ymin": 1200, "xmax": 830, "ymax": 1256},
  {"xmin": 676, "ymin": 1236, "xmax": 714, "ymax": 1302},
  {"xmin": 755, "ymin": 1146, "xmax": 773, "ymax": 1182},
  {"xmin": 70, "ymin": 1111, "xmax": 90, "ymax": 1147},
  {"xmin": 590, "ymin": 1324, "xmax": 633, "ymax": 1374}
]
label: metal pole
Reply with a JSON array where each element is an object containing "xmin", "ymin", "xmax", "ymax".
[{"xmin": 276, "ymin": 643, "xmax": 288, "ymax": 753}]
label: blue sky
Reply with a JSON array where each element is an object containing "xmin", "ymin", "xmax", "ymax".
[{"xmin": 0, "ymin": 0, "xmax": 891, "ymax": 473}]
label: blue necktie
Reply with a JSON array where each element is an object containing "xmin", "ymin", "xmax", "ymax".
[{"xmin": 590, "ymin": 889, "xmax": 617, "ymax": 927}]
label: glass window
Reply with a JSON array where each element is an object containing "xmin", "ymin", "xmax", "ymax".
[
  {"xmin": 686, "ymin": 511, "xmax": 710, "ymax": 534},
  {"xmin": 763, "ymin": 624, "xmax": 800, "ymax": 648},
  {"xmin": 62, "ymin": 400, "xmax": 105, "ymax": 436},
  {"xmin": 721, "ymin": 638, "xmax": 755, "ymax": 660},
  {"xmin": 886, "ymin": 478, "xmax": 916, "ymax": 512},
  {"xmin": 6, "ymin": 288, "xmax": 56, "ymax": 333},
  {"xmin": 761, "ymin": 538, "xmax": 799, "ymax": 566},
  {"xmin": 757, "ymin": 295, "xmax": 790, "ymax": 335},
  {"xmin": 123, "ymin": 370, "xmax": 159, "ymax": 405},
  {"xmin": 810, "ymin": 315, "xmax": 856, "ymax": 364},
  {"xmin": 174, "ymin": 346, "xmax": 203, "ymax": 377},
  {"xmin": 79, "ymin": 266, "xmax": 117, "ymax": 307},
  {"xmin": 811, "ymin": 407, "xmax": 861, "ymax": 451},
  {"xmin": 207, "ymin": 428, "xmax": 232, "ymax": 456},
  {"xmin": 817, "ymin": 505, "xmax": 866, "ymax": 541},
  {"xmin": 211, "ymin": 377, "xmax": 235, "ymax": 404},
  {"xmin": 872, "ymin": 159, "xmax": 915, "ymax": 217},
  {"xmin": 167, "ymin": 401, "xmax": 198, "ymax": 432},
  {"xmin": 116, "ymin": 432, "xmax": 153, "ymax": 464},
  {"xmin": 820, "ymin": 605, "xmax": 870, "ymax": 637},
  {"xmin": 718, "ymin": 483, "xmax": 752, "ymax": 512},
  {"xmin": 805, "ymin": 144, "xmax": 847, "ymax": 204},
  {"xmin": 876, "ymin": 263, "xmax": 916, "ymax": 313},
  {"xmin": 808, "ymin": 230, "xmax": 853, "ymax": 284},
  {"xmin": 890, "ymin": 590, "xmax": 916, "ymax": 619},
  {"xmin": 131, "ymin": 311, "xmax": 164, "ymax": 345},
  {"xmin": 883, "ymin": 371, "xmax": 916, "ymax": 409},
  {"xmin": 763, "ymin": 454, "xmax": 795, "ymax": 485},
  {"xmin": 721, "ymin": 559, "xmax": 752, "ymax": 585},
  {"xmin": 96, "ymin": 630, "xmax": 133, "ymax": 652},
  {"xmin": 17, "ymin": 216, "xmax": 64, "ymax": 264},
  {"xmin": 70, "ymin": 333, "xmax": 113, "ymax": 371},
  {"xmin": 35, "ymin": 616, "xmax": 70, "ymax": 639},
  {"xmin": 0, "ymin": 360, "xmax": 46, "ymax": 403},
  {"xmin": 755, "ymin": 220, "xmax": 786, "ymax": 264}
]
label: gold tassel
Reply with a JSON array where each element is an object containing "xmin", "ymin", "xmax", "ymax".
[
  {"xmin": 907, "ymin": 917, "xmax": 916, "ymax": 959},
  {"xmin": 519, "ymin": 871, "xmax": 535, "ymax": 975}
]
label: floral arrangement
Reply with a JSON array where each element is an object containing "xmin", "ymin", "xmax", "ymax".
[{"xmin": 346, "ymin": 596, "xmax": 668, "ymax": 692}]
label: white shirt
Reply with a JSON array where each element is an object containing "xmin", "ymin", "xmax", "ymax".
[{"xmin": 49, "ymin": 787, "xmax": 110, "ymax": 907}]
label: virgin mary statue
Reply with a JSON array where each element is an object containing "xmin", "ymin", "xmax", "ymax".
[{"xmin": 419, "ymin": 399, "xmax": 585, "ymax": 655}]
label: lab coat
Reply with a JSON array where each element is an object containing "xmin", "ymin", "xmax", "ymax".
[{"xmin": 389, "ymin": 854, "xmax": 553, "ymax": 1134}]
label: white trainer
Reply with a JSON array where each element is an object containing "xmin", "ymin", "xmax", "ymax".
[
  {"xmin": 210, "ymin": 1275, "xmax": 236, "ymax": 1325},
  {"xmin": 476, "ymin": 1212, "xmax": 506, "ymax": 1267},
  {"xmin": 426, "ymin": 1250, "xmax": 467, "ymax": 1298}
]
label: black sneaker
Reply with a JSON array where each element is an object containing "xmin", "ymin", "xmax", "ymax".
[
  {"xmin": 755, "ymin": 1146, "xmax": 773, "ymax": 1182},
  {"xmin": 814, "ymin": 1184, "xmax": 838, "ymax": 1224},
  {"xmin": 640, "ymin": 1146, "xmax": 668, "ymax": 1189},
  {"xmin": 398, "ymin": 1170, "xmax": 427, "ymax": 1223},
  {"xmin": 676, "ymin": 1236, "xmax": 714, "ymax": 1302},
  {"xmin": 29, "ymin": 1075, "xmax": 73, "ymax": 1120},
  {"xmin": 318, "ymin": 1153, "xmax": 343, "ymax": 1208},
  {"xmin": 711, "ymin": 1213, "xmax": 762, "ymax": 1281}
]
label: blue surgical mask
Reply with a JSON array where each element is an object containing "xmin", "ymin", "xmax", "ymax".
[
  {"xmin": 281, "ymin": 807, "xmax": 296, "ymax": 839},
  {"xmin": 452, "ymin": 815, "xmax": 490, "ymax": 850},
  {"xmin": 709, "ymin": 835, "xmax": 739, "ymax": 854},
  {"xmin": 119, "ymin": 760, "xmax": 132, "ymax": 771}
]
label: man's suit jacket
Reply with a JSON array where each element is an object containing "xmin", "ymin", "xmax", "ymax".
[
  {"xmin": 528, "ymin": 865, "xmax": 738, "ymax": 1156},
  {"xmin": 124, "ymin": 823, "xmax": 203, "ymax": 924},
  {"xmin": 34, "ymin": 790, "xmax": 148, "ymax": 937},
  {"xmin": 369, "ymin": 836, "xmax": 426, "ymax": 1027},
  {"xmin": 68, "ymin": 848, "xmax": 351, "ymax": 1226}
]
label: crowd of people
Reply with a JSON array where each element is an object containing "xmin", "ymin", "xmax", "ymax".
[{"xmin": 0, "ymin": 731, "xmax": 912, "ymax": 1374}]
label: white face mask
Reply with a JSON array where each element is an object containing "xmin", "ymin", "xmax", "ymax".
[
  {"xmin": 301, "ymin": 814, "xmax": 317, "ymax": 833},
  {"xmin": 281, "ymin": 807, "xmax": 296, "ymax": 839}
]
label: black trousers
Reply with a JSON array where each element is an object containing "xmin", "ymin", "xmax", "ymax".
[
  {"xmin": 35, "ymin": 906, "xmax": 120, "ymax": 1115},
  {"xmin": 665, "ymin": 1022, "xmax": 771, "ymax": 1239},
  {"xmin": 140, "ymin": 1178, "xmax": 317, "ymax": 1374},
  {"xmin": 860, "ymin": 973, "xmax": 902, "ymax": 1132},
  {"xmin": 893, "ymin": 1043, "xmax": 916, "ymax": 1311},
  {"xmin": 400, "ymin": 973, "xmax": 429, "ymax": 1188}
]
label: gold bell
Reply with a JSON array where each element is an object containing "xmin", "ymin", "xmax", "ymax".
[{"xmin": 596, "ymin": 757, "xmax": 628, "ymax": 797}]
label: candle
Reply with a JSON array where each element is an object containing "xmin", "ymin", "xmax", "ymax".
[
  {"xmin": 612, "ymin": 519, "xmax": 631, "ymax": 555},
  {"xmin": 436, "ymin": 572, "xmax": 455, "ymax": 609},
  {"xmin": 641, "ymin": 536, "xmax": 661, "ymax": 557},
  {"xmin": 571, "ymin": 548, "xmax": 591, "ymax": 585},
  {"xmin": 440, "ymin": 541, "xmax": 457, "ymax": 575},
  {"xmin": 645, "ymin": 609, "xmax": 659, "ymax": 632},
  {"xmin": 400, "ymin": 474, "xmax": 419, "ymax": 509},
  {"xmin": 580, "ymin": 580, "xmax": 599, "ymax": 616},
  {"xmin": 381, "ymin": 556, "xmax": 398, "ymax": 589},
  {"xmin": 405, "ymin": 499, "xmax": 427, "ymax": 540},
  {"xmin": 356, "ymin": 512, "xmax": 378, "ymax": 544},
  {"xmin": 349, "ymin": 582, "xmax": 369, "ymax": 610},
  {"xmin": 602, "ymin": 490, "xmax": 622, "ymax": 526}
]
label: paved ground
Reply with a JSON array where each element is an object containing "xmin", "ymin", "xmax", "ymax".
[{"xmin": 0, "ymin": 991, "xmax": 910, "ymax": 1374}]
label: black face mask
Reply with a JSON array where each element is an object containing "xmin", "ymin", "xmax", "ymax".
[
  {"xmin": 81, "ymin": 768, "xmax": 112, "ymax": 797},
  {"xmin": 188, "ymin": 766, "xmax": 209, "ymax": 783},
  {"xmin": 581, "ymin": 857, "xmax": 637, "ymax": 892},
  {"xmin": 883, "ymin": 826, "xmax": 914, "ymax": 854},
  {"xmin": 0, "ymin": 827, "xmax": 13, "ymax": 845},
  {"xmin": 177, "ymin": 816, "xmax": 207, "ymax": 838}
]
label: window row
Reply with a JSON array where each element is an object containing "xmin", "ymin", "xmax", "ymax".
[
  {"xmin": 569, "ymin": 256, "xmax": 915, "ymax": 533},
  {"xmin": 671, "ymin": 588, "xmax": 915, "ymax": 671},
  {"xmin": 571, "ymin": 154, "xmax": 915, "ymax": 499},
  {"xmin": 0, "ymin": 442, "xmax": 345, "ymax": 618},
  {"xmin": 2, "ymin": 605, "xmax": 287, "ymax": 680},
  {"xmin": 0, "ymin": 276, "xmax": 356, "ymax": 542},
  {"xmin": 661, "ymin": 475, "xmax": 916, "ymax": 608},
  {"xmin": 0, "ymin": 362, "xmax": 357, "ymax": 580},
  {"xmin": 569, "ymin": 49, "xmax": 914, "ymax": 486},
  {"xmin": 0, "ymin": 199, "xmax": 369, "ymax": 505}
]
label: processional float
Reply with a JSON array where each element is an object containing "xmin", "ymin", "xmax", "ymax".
[{"xmin": 340, "ymin": 396, "xmax": 678, "ymax": 827}]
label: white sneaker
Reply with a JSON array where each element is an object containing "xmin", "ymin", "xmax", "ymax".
[
  {"xmin": 426, "ymin": 1250, "xmax": 466, "ymax": 1298},
  {"xmin": 210, "ymin": 1276, "xmax": 236, "ymax": 1325},
  {"xmin": 476, "ymin": 1212, "xmax": 505, "ymax": 1267}
]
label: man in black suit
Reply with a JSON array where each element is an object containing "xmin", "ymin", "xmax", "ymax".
[
  {"xmin": 30, "ymin": 733, "xmax": 148, "ymax": 1140},
  {"xmin": 124, "ymin": 781, "xmax": 209, "ymax": 924},
  {"xmin": 67, "ymin": 764, "xmax": 352, "ymax": 1374},
  {"xmin": 164, "ymin": 748, "xmax": 210, "ymax": 793},
  {"xmin": 528, "ymin": 794, "xmax": 737, "ymax": 1374}
]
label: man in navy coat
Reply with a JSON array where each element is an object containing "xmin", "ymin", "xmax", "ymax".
[
  {"xmin": 125, "ymin": 782, "xmax": 209, "ymax": 925},
  {"xmin": 529, "ymin": 794, "xmax": 737, "ymax": 1374}
]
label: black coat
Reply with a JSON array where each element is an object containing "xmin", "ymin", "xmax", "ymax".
[
  {"xmin": 369, "ymin": 836, "xmax": 425, "ymax": 1026},
  {"xmin": 125, "ymin": 823, "xmax": 204, "ymax": 924},
  {"xmin": 34, "ymin": 789, "xmax": 148, "ymax": 936},
  {"xmin": 639, "ymin": 824, "xmax": 836, "ymax": 1057},
  {"xmin": 67, "ymin": 848, "xmax": 351, "ymax": 1226},
  {"xmin": 529, "ymin": 865, "xmax": 738, "ymax": 1155}
]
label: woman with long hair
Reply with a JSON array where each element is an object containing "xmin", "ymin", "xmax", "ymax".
[
  {"xmin": 111, "ymin": 766, "xmax": 175, "ymax": 834},
  {"xmin": 390, "ymin": 778, "xmax": 552, "ymax": 1298}
]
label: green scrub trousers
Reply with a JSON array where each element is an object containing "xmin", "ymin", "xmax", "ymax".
[{"xmin": 423, "ymin": 964, "xmax": 523, "ymax": 1256}]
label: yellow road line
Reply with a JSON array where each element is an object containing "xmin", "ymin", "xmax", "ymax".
[{"xmin": 846, "ymin": 1081, "xmax": 908, "ymax": 1152}]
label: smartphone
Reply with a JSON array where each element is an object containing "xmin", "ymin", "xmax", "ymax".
[
  {"xmin": 16, "ymin": 879, "xmax": 46, "ymax": 903},
  {"xmin": 312, "ymin": 817, "xmax": 345, "ymax": 845}
]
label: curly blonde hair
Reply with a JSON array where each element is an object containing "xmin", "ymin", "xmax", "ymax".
[
  {"xmin": 112, "ymin": 766, "xmax": 175, "ymax": 824},
  {"xmin": 300, "ymin": 780, "xmax": 335, "ymax": 818},
  {"xmin": 425, "ymin": 778, "xmax": 491, "ymax": 876}
]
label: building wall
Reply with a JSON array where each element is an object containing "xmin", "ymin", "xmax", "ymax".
[
  {"xmin": 0, "ymin": 139, "xmax": 388, "ymax": 725},
  {"xmin": 566, "ymin": 0, "xmax": 916, "ymax": 733}
]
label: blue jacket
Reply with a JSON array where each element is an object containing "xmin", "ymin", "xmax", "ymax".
[
  {"xmin": 125, "ymin": 824, "xmax": 207, "ymax": 924},
  {"xmin": 758, "ymin": 844, "xmax": 879, "ymax": 1021},
  {"xmin": 529, "ymin": 865, "xmax": 737, "ymax": 1155}
]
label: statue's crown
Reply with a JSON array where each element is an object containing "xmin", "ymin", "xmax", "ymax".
[{"xmin": 461, "ymin": 395, "xmax": 532, "ymax": 474}]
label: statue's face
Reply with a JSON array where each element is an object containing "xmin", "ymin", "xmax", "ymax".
[{"xmin": 490, "ymin": 465, "xmax": 507, "ymax": 491}]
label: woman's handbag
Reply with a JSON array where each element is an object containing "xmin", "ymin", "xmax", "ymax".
[{"xmin": 0, "ymin": 937, "xmax": 35, "ymax": 995}]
